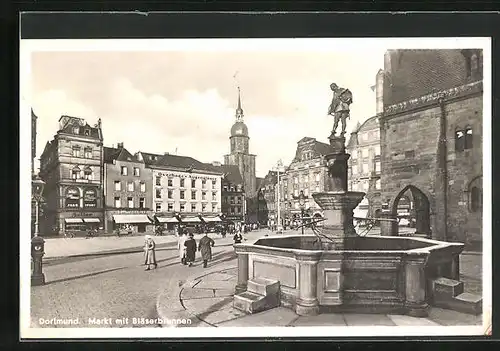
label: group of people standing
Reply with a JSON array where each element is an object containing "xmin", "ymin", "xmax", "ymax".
[{"xmin": 178, "ymin": 232, "xmax": 215, "ymax": 268}]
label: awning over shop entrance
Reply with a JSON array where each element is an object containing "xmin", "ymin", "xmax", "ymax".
[
  {"xmin": 65, "ymin": 218, "xmax": 83, "ymax": 223},
  {"xmin": 113, "ymin": 214, "xmax": 152, "ymax": 224},
  {"xmin": 202, "ymin": 216, "xmax": 221, "ymax": 222},
  {"xmin": 83, "ymin": 218, "xmax": 100, "ymax": 223},
  {"xmin": 156, "ymin": 217, "xmax": 179, "ymax": 223},
  {"xmin": 181, "ymin": 216, "xmax": 201, "ymax": 223}
]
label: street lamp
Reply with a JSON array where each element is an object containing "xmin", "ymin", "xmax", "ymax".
[
  {"xmin": 298, "ymin": 190, "xmax": 306, "ymax": 235},
  {"xmin": 273, "ymin": 159, "xmax": 285, "ymax": 233},
  {"xmin": 31, "ymin": 175, "xmax": 46, "ymax": 286}
]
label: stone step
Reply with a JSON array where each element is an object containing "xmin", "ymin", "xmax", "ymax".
[
  {"xmin": 431, "ymin": 277, "xmax": 464, "ymax": 300},
  {"xmin": 247, "ymin": 278, "xmax": 280, "ymax": 296},
  {"xmin": 233, "ymin": 290, "xmax": 280, "ymax": 314},
  {"xmin": 434, "ymin": 292, "xmax": 482, "ymax": 315}
]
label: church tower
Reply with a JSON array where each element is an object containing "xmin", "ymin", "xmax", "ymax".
[{"xmin": 224, "ymin": 87, "xmax": 257, "ymax": 200}]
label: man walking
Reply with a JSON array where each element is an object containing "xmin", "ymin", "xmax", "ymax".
[{"xmin": 198, "ymin": 232, "xmax": 215, "ymax": 268}]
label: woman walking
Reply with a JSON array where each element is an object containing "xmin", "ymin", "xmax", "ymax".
[
  {"xmin": 178, "ymin": 232, "xmax": 187, "ymax": 265},
  {"xmin": 233, "ymin": 230, "xmax": 243, "ymax": 244},
  {"xmin": 184, "ymin": 233, "xmax": 197, "ymax": 267},
  {"xmin": 198, "ymin": 232, "xmax": 215, "ymax": 268},
  {"xmin": 144, "ymin": 235, "xmax": 157, "ymax": 271}
]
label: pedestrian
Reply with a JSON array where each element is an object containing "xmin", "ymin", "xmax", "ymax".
[
  {"xmin": 184, "ymin": 233, "xmax": 197, "ymax": 267},
  {"xmin": 233, "ymin": 230, "xmax": 243, "ymax": 244},
  {"xmin": 198, "ymin": 232, "xmax": 215, "ymax": 268},
  {"xmin": 178, "ymin": 232, "xmax": 187, "ymax": 265},
  {"xmin": 143, "ymin": 235, "xmax": 157, "ymax": 271}
]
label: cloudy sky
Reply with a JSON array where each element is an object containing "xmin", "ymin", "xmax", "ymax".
[{"xmin": 27, "ymin": 39, "xmax": 387, "ymax": 177}]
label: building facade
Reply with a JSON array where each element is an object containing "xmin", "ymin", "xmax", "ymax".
[
  {"xmin": 211, "ymin": 163, "xmax": 245, "ymax": 223},
  {"xmin": 103, "ymin": 143, "xmax": 154, "ymax": 234},
  {"xmin": 256, "ymin": 171, "xmax": 278, "ymax": 226},
  {"xmin": 149, "ymin": 153, "xmax": 223, "ymax": 228},
  {"xmin": 224, "ymin": 88, "xmax": 257, "ymax": 221},
  {"xmin": 346, "ymin": 116, "xmax": 382, "ymax": 218},
  {"xmin": 279, "ymin": 137, "xmax": 334, "ymax": 226},
  {"xmin": 39, "ymin": 116, "xmax": 104, "ymax": 236},
  {"xmin": 379, "ymin": 49, "xmax": 483, "ymax": 248}
]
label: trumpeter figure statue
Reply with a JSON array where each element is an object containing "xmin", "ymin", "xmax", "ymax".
[{"xmin": 327, "ymin": 83, "xmax": 353, "ymax": 137}]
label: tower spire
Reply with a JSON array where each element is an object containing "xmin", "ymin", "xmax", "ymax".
[{"xmin": 235, "ymin": 86, "xmax": 244, "ymax": 122}]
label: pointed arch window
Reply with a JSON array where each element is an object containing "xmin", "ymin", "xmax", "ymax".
[
  {"xmin": 470, "ymin": 186, "xmax": 481, "ymax": 212},
  {"xmin": 455, "ymin": 128, "xmax": 465, "ymax": 152},
  {"xmin": 464, "ymin": 126, "xmax": 473, "ymax": 150}
]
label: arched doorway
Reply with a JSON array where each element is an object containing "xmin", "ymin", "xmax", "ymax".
[{"xmin": 391, "ymin": 185, "xmax": 430, "ymax": 236}]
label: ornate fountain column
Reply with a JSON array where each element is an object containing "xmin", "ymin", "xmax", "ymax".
[
  {"xmin": 295, "ymin": 252, "xmax": 321, "ymax": 316},
  {"xmin": 312, "ymin": 135, "xmax": 365, "ymax": 250}
]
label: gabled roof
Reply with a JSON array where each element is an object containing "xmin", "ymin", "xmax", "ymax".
[
  {"xmin": 58, "ymin": 116, "xmax": 101, "ymax": 139},
  {"xmin": 155, "ymin": 154, "xmax": 222, "ymax": 174},
  {"xmin": 206, "ymin": 164, "xmax": 243, "ymax": 184},
  {"xmin": 138, "ymin": 152, "xmax": 163, "ymax": 166},
  {"xmin": 103, "ymin": 146, "xmax": 137, "ymax": 164}
]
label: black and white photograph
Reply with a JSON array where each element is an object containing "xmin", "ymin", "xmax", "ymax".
[{"xmin": 20, "ymin": 37, "xmax": 491, "ymax": 338}]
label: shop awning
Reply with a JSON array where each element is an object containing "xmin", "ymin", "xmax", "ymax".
[
  {"xmin": 181, "ymin": 216, "xmax": 201, "ymax": 223},
  {"xmin": 203, "ymin": 217, "xmax": 221, "ymax": 222},
  {"xmin": 83, "ymin": 218, "xmax": 100, "ymax": 223},
  {"xmin": 65, "ymin": 218, "xmax": 83, "ymax": 223},
  {"xmin": 113, "ymin": 214, "xmax": 152, "ymax": 224},
  {"xmin": 156, "ymin": 217, "xmax": 179, "ymax": 223}
]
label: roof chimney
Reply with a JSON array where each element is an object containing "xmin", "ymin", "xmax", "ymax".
[{"xmin": 117, "ymin": 142, "xmax": 124, "ymax": 149}]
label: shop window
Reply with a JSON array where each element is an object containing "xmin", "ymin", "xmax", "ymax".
[
  {"xmin": 127, "ymin": 197, "xmax": 133, "ymax": 208},
  {"xmin": 191, "ymin": 190, "xmax": 196, "ymax": 200},
  {"xmin": 114, "ymin": 197, "xmax": 121, "ymax": 208},
  {"xmin": 470, "ymin": 186, "xmax": 482, "ymax": 212},
  {"xmin": 66, "ymin": 187, "xmax": 80, "ymax": 208},
  {"xmin": 156, "ymin": 189, "xmax": 161, "ymax": 198},
  {"xmin": 455, "ymin": 128, "xmax": 465, "ymax": 152},
  {"xmin": 71, "ymin": 166, "xmax": 81, "ymax": 179},
  {"xmin": 156, "ymin": 203, "xmax": 162, "ymax": 212},
  {"xmin": 83, "ymin": 189, "xmax": 97, "ymax": 208},
  {"xmin": 180, "ymin": 178, "xmax": 185, "ymax": 188},
  {"xmin": 139, "ymin": 198, "xmax": 145, "ymax": 208},
  {"xmin": 140, "ymin": 182, "xmax": 146, "ymax": 192},
  {"xmin": 465, "ymin": 126, "xmax": 473, "ymax": 150},
  {"xmin": 114, "ymin": 181, "xmax": 121, "ymax": 191},
  {"xmin": 121, "ymin": 166, "xmax": 128, "ymax": 176}
]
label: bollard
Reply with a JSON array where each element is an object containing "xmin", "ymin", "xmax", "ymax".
[{"xmin": 31, "ymin": 236, "xmax": 46, "ymax": 286}]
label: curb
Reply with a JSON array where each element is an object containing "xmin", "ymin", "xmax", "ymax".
[{"xmin": 155, "ymin": 265, "xmax": 238, "ymax": 328}]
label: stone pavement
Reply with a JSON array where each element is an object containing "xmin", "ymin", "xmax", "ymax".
[{"xmin": 156, "ymin": 254, "xmax": 483, "ymax": 328}]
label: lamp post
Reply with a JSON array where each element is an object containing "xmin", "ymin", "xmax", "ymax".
[
  {"xmin": 273, "ymin": 159, "xmax": 285, "ymax": 233},
  {"xmin": 298, "ymin": 190, "xmax": 306, "ymax": 235},
  {"xmin": 31, "ymin": 175, "xmax": 46, "ymax": 286}
]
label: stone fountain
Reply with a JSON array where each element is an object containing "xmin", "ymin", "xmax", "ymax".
[{"xmin": 233, "ymin": 83, "xmax": 476, "ymax": 318}]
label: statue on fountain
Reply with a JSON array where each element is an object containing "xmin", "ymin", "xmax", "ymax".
[{"xmin": 327, "ymin": 83, "xmax": 353, "ymax": 138}]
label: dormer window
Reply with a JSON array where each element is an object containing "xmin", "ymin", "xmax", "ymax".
[
  {"xmin": 84, "ymin": 129, "xmax": 90, "ymax": 136},
  {"xmin": 73, "ymin": 127, "xmax": 80, "ymax": 134}
]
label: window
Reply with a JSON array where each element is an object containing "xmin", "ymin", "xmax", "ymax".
[
  {"xmin": 363, "ymin": 181, "xmax": 369, "ymax": 191},
  {"xmin": 180, "ymin": 178, "xmax": 185, "ymax": 188},
  {"xmin": 455, "ymin": 129, "xmax": 465, "ymax": 152},
  {"xmin": 167, "ymin": 203, "xmax": 174, "ymax": 212},
  {"xmin": 127, "ymin": 197, "xmax": 133, "ymax": 208},
  {"xmin": 66, "ymin": 187, "xmax": 80, "ymax": 208},
  {"xmin": 168, "ymin": 190, "xmax": 173, "ymax": 199},
  {"xmin": 362, "ymin": 148, "xmax": 369, "ymax": 158},
  {"xmin": 83, "ymin": 167, "xmax": 93, "ymax": 180},
  {"xmin": 156, "ymin": 189, "xmax": 161, "ymax": 198},
  {"xmin": 202, "ymin": 180, "xmax": 207, "ymax": 189},
  {"xmin": 120, "ymin": 166, "xmax": 127, "ymax": 176},
  {"xmin": 191, "ymin": 179, "xmax": 196, "ymax": 188},
  {"xmin": 168, "ymin": 178, "xmax": 173, "ymax": 186},
  {"xmin": 295, "ymin": 203, "xmax": 300, "ymax": 209},
  {"xmin": 212, "ymin": 180, "xmax": 217, "ymax": 187},
  {"xmin": 84, "ymin": 129, "xmax": 90, "ymax": 136},
  {"xmin": 294, "ymin": 189, "xmax": 299, "ymax": 197},
  {"xmin": 71, "ymin": 166, "xmax": 81, "ymax": 179},
  {"xmin": 315, "ymin": 186, "xmax": 320, "ymax": 193},
  {"xmin": 315, "ymin": 173, "xmax": 320, "ymax": 182},
  {"xmin": 139, "ymin": 198, "xmax": 145, "ymax": 208},
  {"xmin": 465, "ymin": 127, "xmax": 473, "ymax": 149},
  {"xmin": 127, "ymin": 182, "xmax": 134, "ymax": 192},
  {"xmin": 374, "ymin": 145, "xmax": 381, "ymax": 156},
  {"xmin": 294, "ymin": 177, "xmax": 298, "ymax": 184},
  {"xmin": 72, "ymin": 146, "xmax": 80, "ymax": 157},
  {"xmin": 84, "ymin": 147, "xmax": 92, "ymax": 158},
  {"xmin": 82, "ymin": 189, "xmax": 97, "ymax": 208},
  {"xmin": 304, "ymin": 189, "xmax": 309, "ymax": 196},
  {"xmin": 230, "ymin": 196, "xmax": 235, "ymax": 204},
  {"xmin": 202, "ymin": 192, "xmax": 207, "ymax": 200},
  {"xmin": 405, "ymin": 150, "xmax": 415, "ymax": 159},
  {"xmin": 140, "ymin": 182, "xmax": 146, "ymax": 192},
  {"xmin": 375, "ymin": 179, "xmax": 381, "ymax": 190},
  {"xmin": 202, "ymin": 204, "xmax": 207, "ymax": 212},
  {"xmin": 304, "ymin": 174, "xmax": 309, "ymax": 182},
  {"xmin": 73, "ymin": 127, "xmax": 80, "ymax": 134},
  {"xmin": 180, "ymin": 204, "xmax": 185, "ymax": 212},
  {"xmin": 191, "ymin": 203, "xmax": 197, "ymax": 212},
  {"xmin": 114, "ymin": 181, "xmax": 121, "ymax": 191},
  {"xmin": 134, "ymin": 167, "xmax": 140, "ymax": 176},
  {"xmin": 212, "ymin": 192, "xmax": 217, "ymax": 201},
  {"xmin": 375, "ymin": 161, "xmax": 381, "ymax": 173},
  {"xmin": 362, "ymin": 162, "xmax": 369, "ymax": 174},
  {"xmin": 236, "ymin": 207, "xmax": 241, "ymax": 213},
  {"xmin": 237, "ymin": 196, "xmax": 242, "ymax": 204},
  {"xmin": 156, "ymin": 176, "xmax": 161, "ymax": 186},
  {"xmin": 156, "ymin": 203, "xmax": 162, "ymax": 212},
  {"xmin": 191, "ymin": 190, "xmax": 196, "ymax": 200},
  {"xmin": 115, "ymin": 197, "xmax": 121, "ymax": 208},
  {"xmin": 223, "ymin": 185, "xmax": 228, "ymax": 191},
  {"xmin": 180, "ymin": 190, "xmax": 185, "ymax": 199},
  {"xmin": 230, "ymin": 207, "xmax": 235, "ymax": 214},
  {"xmin": 352, "ymin": 151, "xmax": 357, "ymax": 160}
]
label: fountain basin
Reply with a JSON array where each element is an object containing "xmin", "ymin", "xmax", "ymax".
[{"xmin": 234, "ymin": 235, "xmax": 464, "ymax": 317}]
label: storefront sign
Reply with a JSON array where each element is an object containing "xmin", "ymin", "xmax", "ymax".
[
  {"xmin": 155, "ymin": 171, "xmax": 220, "ymax": 181},
  {"xmin": 72, "ymin": 212, "xmax": 96, "ymax": 217}
]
